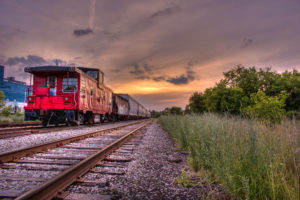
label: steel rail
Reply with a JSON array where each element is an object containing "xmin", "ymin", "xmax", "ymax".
[
  {"xmin": 0, "ymin": 121, "xmax": 114, "ymax": 139},
  {"xmin": 0, "ymin": 126, "xmax": 44, "ymax": 139},
  {"xmin": 0, "ymin": 120, "xmax": 148, "ymax": 164},
  {"xmin": 0, "ymin": 121, "xmax": 41, "ymax": 128},
  {"xmin": 16, "ymin": 120, "xmax": 152, "ymax": 200}
]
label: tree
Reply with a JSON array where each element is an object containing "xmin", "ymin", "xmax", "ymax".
[
  {"xmin": 188, "ymin": 92, "xmax": 206, "ymax": 113},
  {"xmin": 150, "ymin": 110, "xmax": 162, "ymax": 118},
  {"xmin": 219, "ymin": 87, "xmax": 248, "ymax": 114},
  {"xmin": 169, "ymin": 106, "xmax": 183, "ymax": 115},
  {"xmin": 162, "ymin": 107, "xmax": 170, "ymax": 116},
  {"xmin": 223, "ymin": 65, "xmax": 260, "ymax": 96},
  {"xmin": 184, "ymin": 105, "xmax": 192, "ymax": 114}
]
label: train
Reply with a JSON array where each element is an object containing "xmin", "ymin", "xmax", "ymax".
[{"xmin": 24, "ymin": 66, "xmax": 150, "ymax": 126}]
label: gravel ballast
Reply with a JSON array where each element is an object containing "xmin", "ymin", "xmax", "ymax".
[
  {"xmin": 0, "ymin": 121, "xmax": 140, "ymax": 153},
  {"xmin": 102, "ymin": 122, "xmax": 226, "ymax": 199}
]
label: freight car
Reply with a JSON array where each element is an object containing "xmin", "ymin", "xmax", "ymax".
[
  {"xmin": 118, "ymin": 94, "xmax": 148, "ymax": 119},
  {"xmin": 24, "ymin": 66, "xmax": 113, "ymax": 126},
  {"xmin": 112, "ymin": 93, "xmax": 129, "ymax": 121}
]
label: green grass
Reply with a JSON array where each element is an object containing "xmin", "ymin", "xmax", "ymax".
[
  {"xmin": 159, "ymin": 114, "xmax": 300, "ymax": 200},
  {"xmin": 175, "ymin": 169, "xmax": 194, "ymax": 188}
]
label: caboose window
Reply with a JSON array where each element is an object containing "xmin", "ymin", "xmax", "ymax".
[
  {"xmin": 86, "ymin": 71, "xmax": 98, "ymax": 80},
  {"xmin": 47, "ymin": 76, "xmax": 56, "ymax": 87},
  {"xmin": 62, "ymin": 76, "xmax": 78, "ymax": 93},
  {"xmin": 47, "ymin": 76, "xmax": 57, "ymax": 95}
]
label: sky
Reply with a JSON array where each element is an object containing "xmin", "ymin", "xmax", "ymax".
[{"xmin": 0, "ymin": 0, "xmax": 300, "ymax": 110}]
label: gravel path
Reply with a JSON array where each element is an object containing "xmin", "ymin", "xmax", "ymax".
[
  {"xmin": 107, "ymin": 122, "xmax": 227, "ymax": 200},
  {"xmin": 0, "ymin": 121, "xmax": 141, "ymax": 153}
]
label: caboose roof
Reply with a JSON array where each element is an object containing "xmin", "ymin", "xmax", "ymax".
[{"xmin": 24, "ymin": 66, "xmax": 82, "ymax": 73}]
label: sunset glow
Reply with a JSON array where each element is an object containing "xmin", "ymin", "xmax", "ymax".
[{"xmin": 1, "ymin": 0, "xmax": 300, "ymax": 110}]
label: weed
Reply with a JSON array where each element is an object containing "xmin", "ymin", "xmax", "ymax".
[
  {"xmin": 175, "ymin": 169, "xmax": 194, "ymax": 188},
  {"xmin": 159, "ymin": 114, "xmax": 300, "ymax": 200}
]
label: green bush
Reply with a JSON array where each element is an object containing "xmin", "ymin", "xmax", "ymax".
[
  {"xmin": 159, "ymin": 114, "xmax": 299, "ymax": 200},
  {"xmin": 244, "ymin": 91, "xmax": 288, "ymax": 124},
  {"xmin": 1, "ymin": 105, "xmax": 12, "ymax": 117}
]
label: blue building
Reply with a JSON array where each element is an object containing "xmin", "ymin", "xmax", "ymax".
[{"xmin": 0, "ymin": 65, "xmax": 28, "ymax": 112}]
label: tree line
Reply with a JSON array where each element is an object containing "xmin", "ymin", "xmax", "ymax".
[{"xmin": 152, "ymin": 65, "xmax": 300, "ymax": 124}]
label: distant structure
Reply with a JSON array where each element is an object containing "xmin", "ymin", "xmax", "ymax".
[{"xmin": 0, "ymin": 65, "xmax": 28, "ymax": 112}]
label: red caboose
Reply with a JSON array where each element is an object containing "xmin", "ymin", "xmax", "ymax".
[{"xmin": 24, "ymin": 66, "xmax": 113, "ymax": 126}]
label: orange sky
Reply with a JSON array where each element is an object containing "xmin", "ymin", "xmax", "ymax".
[{"xmin": 1, "ymin": 0, "xmax": 300, "ymax": 110}]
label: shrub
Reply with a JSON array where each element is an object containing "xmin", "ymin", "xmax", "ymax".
[{"xmin": 244, "ymin": 91, "xmax": 288, "ymax": 124}]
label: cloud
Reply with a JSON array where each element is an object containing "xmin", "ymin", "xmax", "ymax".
[
  {"xmin": 73, "ymin": 0, "xmax": 96, "ymax": 37},
  {"xmin": 129, "ymin": 63, "xmax": 153, "ymax": 76},
  {"xmin": 5, "ymin": 55, "xmax": 47, "ymax": 66},
  {"xmin": 129, "ymin": 64, "xmax": 145, "ymax": 75},
  {"xmin": 129, "ymin": 63, "xmax": 197, "ymax": 85},
  {"xmin": 111, "ymin": 68, "xmax": 120, "ymax": 73},
  {"xmin": 89, "ymin": 0, "xmax": 96, "ymax": 29},
  {"xmin": 242, "ymin": 38, "xmax": 254, "ymax": 48},
  {"xmin": 166, "ymin": 75, "xmax": 188, "ymax": 85},
  {"xmin": 186, "ymin": 68, "xmax": 196, "ymax": 81},
  {"xmin": 4, "ymin": 55, "xmax": 74, "ymax": 67},
  {"xmin": 150, "ymin": 6, "xmax": 181, "ymax": 19},
  {"xmin": 132, "ymin": 5, "xmax": 181, "ymax": 31},
  {"xmin": 166, "ymin": 68, "xmax": 196, "ymax": 85},
  {"xmin": 73, "ymin": 28, "xmax": 93, "ymax": 37},
  {"xmin": 152, "ymin": 76, "xmax": 166, "ymax": 82}
]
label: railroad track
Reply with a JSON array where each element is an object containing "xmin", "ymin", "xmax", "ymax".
[
  {"xmin": 0, "ymin": 119, "xmax": 152, "ymax": 199},
  {"xmin": 0, "ymin": 125, "xmax": 47, "ymax": 139},
  {"xmin": 0, "ymin": 121, "xmax": 41, "ymax": 128},
  {"xmin": 0, "ymin": 121, "xmax": 127, "ymax": 139}
]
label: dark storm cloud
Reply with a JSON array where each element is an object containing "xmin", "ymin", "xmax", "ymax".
[{"xmin": 73, "ymin": 28, "xmax": 93, "ymax": 37}]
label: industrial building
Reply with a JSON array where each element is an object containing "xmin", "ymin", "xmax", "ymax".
[{"xmin": 0, "ymin": 65, "xmax": 28, "ymax": 112}]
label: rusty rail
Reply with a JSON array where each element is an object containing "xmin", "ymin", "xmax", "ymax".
[
  {"xmin": 16, "ymin": 120, "xmax": 152, "ymax": 200},
  {"xmin": 0, "ymin": 120, "xmax": 148, "ymax": 164}
]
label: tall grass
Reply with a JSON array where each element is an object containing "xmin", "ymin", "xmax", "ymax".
[{"xmin": 159, "ymin": 114, "xmax": 300, "ymax": 200}]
